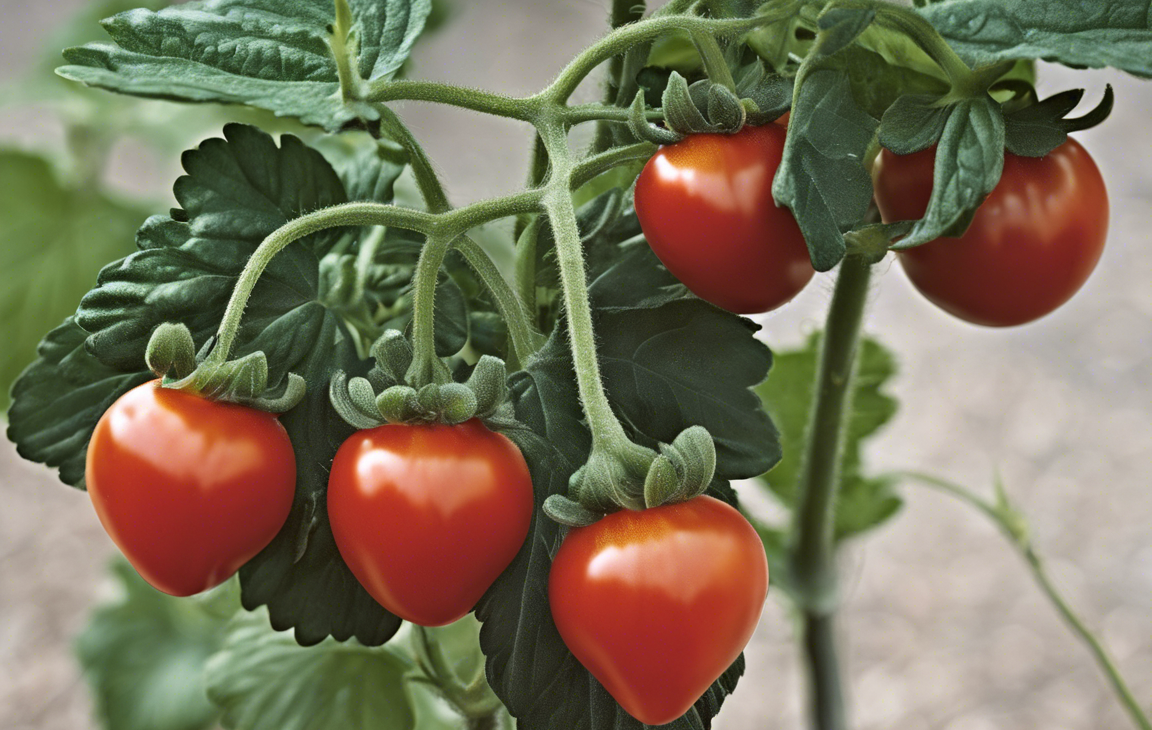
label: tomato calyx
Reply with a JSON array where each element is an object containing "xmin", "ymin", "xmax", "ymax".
[
  {"xmin": 145, "ymin": 322, "xmax": 306, "ymax": 412},
  {"xmin": 629, "ymin": 59, "xmax": 792, "ymax": 145},
  {"xmin": 1000, "ymin": 84, "xmax": 1114, "ymax": 158},
  {"xmin": 544, "ymin": 425, "xmax": 719, "ymax": 528},
  {"xmin": 330, "ymin": 329, "xmax": 513, "ymax": 428}
]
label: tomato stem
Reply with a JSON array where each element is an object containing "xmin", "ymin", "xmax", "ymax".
[
  {"xmin": 691, "ymin": 30, "xmax": 737, "ymax": 93},
  {"xmin": 789, "ymin": 253, "xmax": 873, "ymax": 730},
  {"xmin": 538, "ymin": 121, "xmax": 625, "ymax": 444},
  {"xmin": 377, "ymin": 106, "xmax": 545, "ymax": 367}
]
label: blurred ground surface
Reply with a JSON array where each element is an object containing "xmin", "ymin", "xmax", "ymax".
[{"xmin": 1, "ymin": 1, "xmax": 1150, "ymax": 729}]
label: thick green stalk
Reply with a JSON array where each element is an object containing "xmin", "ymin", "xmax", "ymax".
[
  {"xmin": 803, "ymin": 614, "xmax": 847, "ymax": 730},
  {"xmin": 377, "ymin": 107, "xmax": 543, "ymax": 364},
  {"xmin": 790, "ymin": 254, "xmax": 873, "ymax": 730},
  {"xmin": 538, "ymin": 120, "xmax": 630, "ymax": 448}
]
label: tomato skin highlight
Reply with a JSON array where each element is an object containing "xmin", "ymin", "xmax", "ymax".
[
  {"xmin": 634, "ymin": 123, "xmax": 815, "ymax": 314},
  {"xmin": 328, "ymin": 419, "xmax": 534, "ymax": 627},
  {"xmin": 873, "ymin": 138, "xmax": 1109, "ymax": 327},
  {"xmin": 549, "ymin": 495, "xmax": 769, "ymax": 726},
  {"xmin": 85, "ymin": 381, "xmax": 297, "ymax": 597}
]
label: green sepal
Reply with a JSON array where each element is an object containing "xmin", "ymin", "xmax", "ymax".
[
  {"xmin": 879, "ymin": 94, "xmax": 950, "ymax": 154},
  {"xmin": 628, "ymin": 90, "xmax": 683, "ymax": 145},
  {"xmin": 329, "ymin": 371, "xmax": 386, "ymax": 429},
  {"xmin": 377, "ymin": 385, "xmax": 422, "ymax": 423},
  {"xmin": 567, "ymin": 440, "xmax": 656, "ymax": 514},
  {"xmin": 893, "ymin": 96, "xmax": 1005, "ymax": 249},
  {"xmin": 735, "ymin": 61, "xmax": 793, "ymax": 125},
  {"xmin": 329, "ymin": 330, "xmax": 512, "ymax": 428},
  {"xmin": 466, "ymin": 355, "xmax": 509, "ymax": 419},
  {"xmin": 145, "ymin": 322, "xmax": 196, "ymax": 381},
  {"xmin": 663, "ymin": 71, "xmax": 721, "ymax": 135},
  {"xmin": 370, "ymin": 329, "xmax": 415, "ymax": 384},
  {"xmin": 145, "ymin": 323, "xmax": 306, "ymax": 413},
  {"xmin": 1003, "ymin": 85, "xmax": 1114, "ymax": 158},
  {"xmin": 542, "ymin": 495, "xmax": 605, "ymax": 528},
  {"xmin": 643, "ymin": 426, "xmax": 718, "ymax": 509}
]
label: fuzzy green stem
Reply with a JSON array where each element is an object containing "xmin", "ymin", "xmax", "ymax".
[
  {"xmin": 456, "ymin": 236, "xmax": 546, "ymax": 364},
  {"xmin": 790, "ymin": 254, "xmax": 873, "ymax": 730},
  {"xmin": 691, "ymin": 30, "xmax": 737, "ymax": 92},
  {"xmin": 407, "ymin": 232, "xmax": 455, "ymax": 385},
  {"xmin": 378, "ymin": 107, "xmax": 545, "ymax": 367},
  {"xmin": 803, "ymin": 614, "xmax": 847, "ymax": 730},
  {"xmin": 543, "ymin": 15, "xmax": 773, "ymax": 103},
  {"xmin": 592, "ymin": 0, "xmax": 648, "ymax": 151},
  {"xmin": 368, "ymin": 80, "xmax": 539, "ymax": 121},
  {"xmin": 539, "ymin": 120, "xmax": 630, "ymax": 448},
  {"xmin": 211, "ymin": 202, "xmax": 436, "ymax": 363},
  {"xmin": 897, "ymin": 473, "xmax": 1152, "ymax": 730},
  {"xmin": 330, "ymin": 0, "xmax": 362, "ymax": 101},
  {"xmin": 572, "ymin": 141, "xmax": 657, "ymax": 187}
]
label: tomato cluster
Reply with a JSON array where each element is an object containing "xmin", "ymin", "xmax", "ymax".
[
  {"xmin": 635, "ymin": 121, "xmax": 1108, "ymax": 328},
  {"xmin": 82, "ymin": 115, "xmax": 1109, "ymax": 728}
]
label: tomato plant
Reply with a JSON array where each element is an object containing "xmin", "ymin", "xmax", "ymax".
[
  {"xmin": 635, "ymin": 123, "xmax": 814, "ymax": 314},
  {"xmin": 3, "ymin": 1, "xmax": 1150, "ymax": 730},
  {"xmin": 874, "ymin": 139, "xmax": 1109, "ymax": 326},
  {"xmin": 549, "ymin": 496, "xmax": 768, "ymax": 726},
  {"xmin": 86, "ymin": 381, "xmax": 296, "ymax": 597},
  {"xmin": 328, "ymin": 420, "xmax": 533, "ymax": 627}
]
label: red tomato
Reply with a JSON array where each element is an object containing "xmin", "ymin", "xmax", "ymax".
[
  {"xmin": 873, "ymin": 138, "xmax": 1109, "ymax": 326},
  {"xmin": 634, "ymin": 123, "xmax": 814, "ymax": 314},
  {"xmin": 86, "ymin": 381, "xmax": 296, "ymax": 597},
  {"xmin": 549, "ymin": 495, "xmax": 769, "ymax": 725},
  {"xmin": 328, "ymin": 419, "xmax": 534, "ymax": 627}
]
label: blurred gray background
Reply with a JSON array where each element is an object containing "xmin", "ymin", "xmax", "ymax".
[{"xmin": 2, "ymin": 1, "xmax": 1149, "ymax": 729}]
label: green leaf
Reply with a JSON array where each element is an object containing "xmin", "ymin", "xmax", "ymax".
[
  {"xmin": 920, "ymin": 0, "xmax": 1152, "ymax": 78},
  {"xmin": 6, "ymin": 319, "xmax": 152, "ymax": 488},
  {"xmin": 754, "ymin": 334, "xmax": 901, "ymax": 541},
  {"xmin": 878, "ymin": 94, "xmax": 949, "ymax": 154},
  {"xmin": 58, "ymin": 0, "xmax": 433, "ymax": 131},
  {"xmin": 76, "ymin": 559, "xmax": 232, "ymax": 730},
  {"xmin": 9, "ymin": 124, "xmax": 410, "ymax": 645},
  {"xmin": 0, "ymin": 150, "xmax": 145, "ymax": 412},
  {"xmin": 772, "ymin": 66, "xmax": 878, "ymax": 272},
  {"xmin": 476, "ymin": 235, "xmax": 775, "ymax": 729},
  {"xmin": 894, "ymin": 97, "xmax": 1005, "ymax": 248},
  {"xmin": 205, "ymin": 609, "xmax": 416, "ymax": 730}
]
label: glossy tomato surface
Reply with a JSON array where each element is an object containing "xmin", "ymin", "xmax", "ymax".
[
  {"xmin": 328, "ymin": 419, "xmax": 534, "ymax": 627},
  {"xmin": 874, "ymin": 138, "xmax": 1109, "ymax": 326},
  {"xmin": 634, "ymin": 123, "xmax": 815, "ymax": 314},
  {"xmin": 549, "ymin": 495, "xmax": 769, "ymax": 726},
  {"xmin": 86, "ymin": 381, "xmax": 296, "ymax": 596}
]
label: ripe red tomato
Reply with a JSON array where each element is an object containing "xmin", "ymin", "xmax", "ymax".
[
  {"xmin": 873, "ymin": 138, "xmax": 1109, "ymax": 326},
  {"xmin": 327, "ymin": 419, "xmax": 534, "ymax": 627},
  {"xmin": 549, "ymin": 495, "xmax": 769, "ymax": 726},
  {"xmin": 634, "ymin": 123, "xmax": 815, "ymax": 314},
  {"xmin": 86, "ymin": 381, "xmax": 296, "ymax": 597}
]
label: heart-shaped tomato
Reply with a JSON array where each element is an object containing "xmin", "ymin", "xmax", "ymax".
[
  {"xmin": 327, "ymin": 419, "xmax": 534, "ymax": 627},
  {"xmin": 86, "ymin": 381, "xmax": 297, "ymax": 597},
  {"xmin": 549, "ymin": 495, "xmax": 769, "ymax": 726}
]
